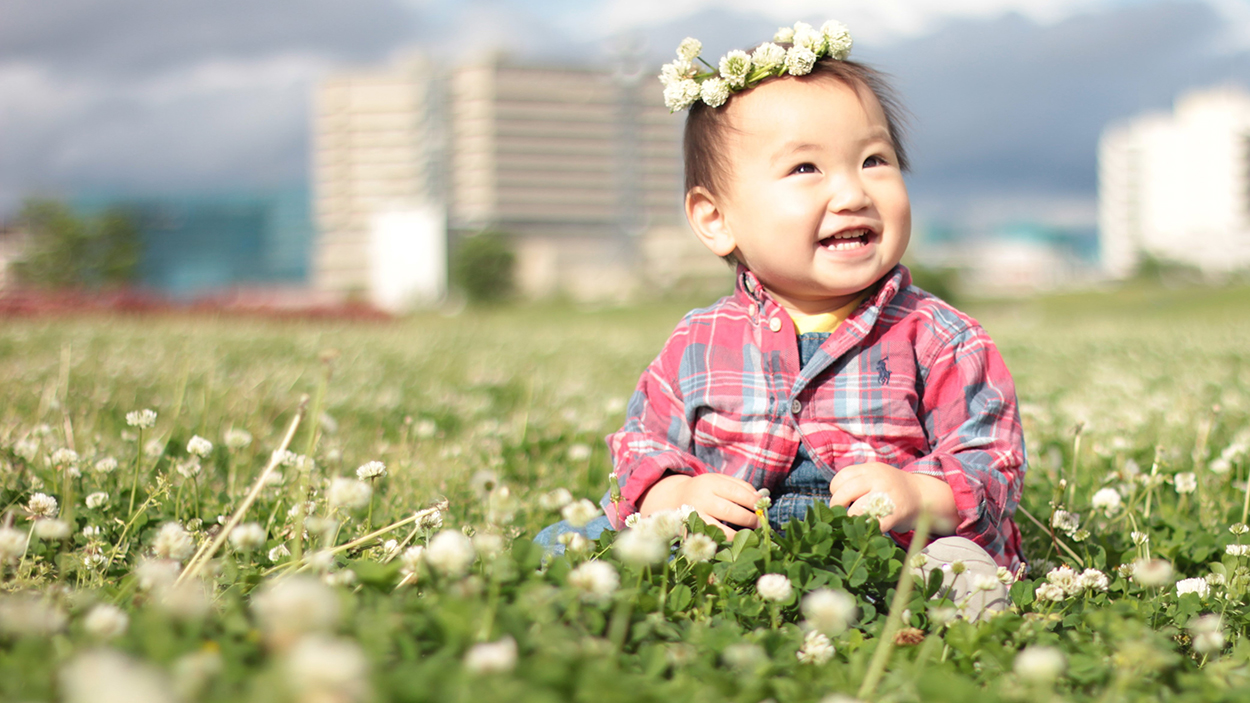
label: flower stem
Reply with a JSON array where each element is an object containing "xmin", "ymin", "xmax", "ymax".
[
  {"xmin": 127, "ymin": 428, "xmax": 145, "ymax": 515},
  {"xmin": 857, "ymin": 510, "xmax": 932, "ymax": 701}
]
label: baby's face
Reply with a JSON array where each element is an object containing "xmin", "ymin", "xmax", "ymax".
[{"xmin": 710, "ymin": 76, "xmax": 911, "ymax": 315}]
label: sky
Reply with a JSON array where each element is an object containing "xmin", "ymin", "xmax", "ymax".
[{"xmin": 2, "ymin": 0, "xmax": 1249, "ymax": 233}]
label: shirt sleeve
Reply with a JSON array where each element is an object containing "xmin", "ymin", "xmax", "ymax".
[
  {"xmin": 899, "ymin": 324, "xmax": 1027, "ymax": 568},
  {"xmin": 603, "ymin": 323, "xmax": 712, "ymax": 528}
]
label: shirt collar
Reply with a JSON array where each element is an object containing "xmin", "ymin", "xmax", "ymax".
[{"xmin": 734, "ymin": 264, "xmax": 911, "ymax": 316}]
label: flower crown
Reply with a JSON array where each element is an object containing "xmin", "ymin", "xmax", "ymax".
[{"xmin": 659, "ymin": 20, "xmax": 853, "ymax": 112}]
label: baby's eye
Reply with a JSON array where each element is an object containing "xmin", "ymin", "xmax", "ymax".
[
  {"xmin": 863, "ymin": 155, "xmax": 889, "ymax": 168},
  {"xmin": 790, "ymin": 162, "xmax": 818, "ymax": 175}
]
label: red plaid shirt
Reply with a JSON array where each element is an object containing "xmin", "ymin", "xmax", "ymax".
[{"xmin": 606, "ymin": 265, "xmax": 1027, "ymax": 570}]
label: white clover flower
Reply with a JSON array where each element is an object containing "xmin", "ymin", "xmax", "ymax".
[
  {"xmin": 34, "ymin": 519, "xmax": 71, "ymax": 541},
  {"xmin": 1050, "ymin": 509, "xmax": 1079, "ymax": 536},
  {"xmin": 538, "ymin": 488, "xmax": 574, "ymax": 512},
  {"xmin": 486, "ymin": 485, "xmax": 517, "ymax": 525},
  {"xmin": 557, "ymin": 532, "xmax": 592, "ymax": 554},
  {"xmin": 784, "ymin": 46, "xmax": 818, "ymax": 76},
  {"xmin": 415, "ymin": 419, "xmax": 437, "ymax": 439},
  {"xmin": 144, "ymin": 439, "xmax": 165, "ymax": 458},
  {"xmin": 676, "ymin": 37, "xmax": 702, "ymax": 61},
  {"xmin": 223, "ymin": 428, "xmax": 252, "ymax": 450},
  {"xmin": 700, "ymin": 77, "xmax": 730, "ymax": 108},
  {"xmin": 1174, "ymin": 472, "xmax": 1197, "ymax": 495},
  {"xmin": 417, "ymin": 507, "xmax": 443, "ymax": 531},
  {"xmin": 637, "ymin": 508, "xmax": 685, "ymax": 542},
  {"xmin": 624, "ymin": 512, "xmax": 642, "ymax": 529},
  {"xmin": 1207, "ymin": 571, "xmax": 1227, "ymax": 587},
  {"xmin": 323, "ymin": 569, "xmax": 358, "ymax": 588},
  {"xmin": 51, "ymin": 448, "xmax": 79, "ymax": 466},
  {"xmin": 229, "ymin": 522, "xmax": 266, "ymax": 552},
  {"xmin": 822, "ymin": 20, "xmax": 853, "ymax": 59},
  {"xmin": 792, "ymin": 22, "xmax": 824, "ymax": 52},
  {"xmin": 0, "ymin": 595, "xmax": 66, "ymax": 637},
  {"xmin": 1034, "ymin": 582, "xmax": 1066, "ymax": 602},
  {"xmin": 568, "ymin": 560, "xmax": 619, "ymax": 603},
  {"xmin": 1014, "ymin": 646, "xmax": 1065, "ymax": 683},
  {"xmin": 14, "ymin": 438, "xmax": 39, "ymax": 461},
  {"xmin": 1077, "ymin": 568, "xmax": 1110, "ymax": 592},
  {"xmin": 1212, "ymin": 457, "xmax": 1232, "ymax": 475},
  {"xmin": 135, "ymin": 558, "xmax": 181, "ymax": 591},
  {"xmin": 60, "ymin": 649, "xmax": 175, "ymax": 703},
  {"xmin": 284, "ymin": 635, "xmax": 369, "ymax": 703},
  {"xmin": 272, "ymin": 449, "xmax": 298, "ymax": 467},
  {"xmin": 802, "ymin": 588, "xmax": 856, "ymax": 636},
  {"xmin": 861, "ymin": 491, "xmax": 896, "ymax": 520},
  {"xmin": 722, "ymin": 642, "xmax": 766, "ymax": 672},
  {"xmin": 756, "ymin": 573, "xmax": 793, "ymax": 602},
  {"xmin": 399, "ymin": 545, "xmax": 424, "ymax": 576},
  {"xmin": 356, "ymin": 461, "xmax": 386, "ymax": 480},
  {"xmin": 153, "ymin": 522, "xmax": 195, "ymax": 562},
  {"xmin": 1227, "ymin": 544, "xmax": 1250, "ymax": 557},
  {"xmin": 1091, "ymin": 487, "xmax": 1122, "ymax": 514},
  {"xmin": 1176, "ymin": 577, "xmax": 1210, "ymax": 598},
  {"xmin": 1189, "ymin": 614, "xmax": 1225, "ymax": 655},
  {"xmin": 28, "ymin": 492, "xmax": 58, "ymax": 517},
  {"xmin": 774, "ymin": 26, "xmax": 795, "ymax": 43},
  {"xmin": 251, "ymin": 576, "xmax": 341, "ymax": 642},
  {"xmin": 751, "ymin": 42, "xmax": 787, "ymax": 72},
  {"xmin": 93, "ymin": 456, "xmax": 118, "ymax": 474},
  {"xmin": 82, "ymin": 525, "xmax": 101, "ymax": 539},
  {"xmin": 1231, "ymin": 523, "xmax": 1250, "ymax": 536},
  {"xmin": 561, "ymin": 499, "xmax": 600, "ymax": 528},
  {"xmin": 1131, "ymin": 531, "xmax": 1149, "ymax": 546},
  {"xmin": 186, "ymin": 436, "xmax": 213, "ymax": 458},
  {"xmin": 680, "ymin": 533, "xmax": 717, "ymax": 563},
  {"xmin": 997, "ymin": 566, "xmax": 1016, "ymax": 585},
  {"xmin": 567, "ymin": 443, "xmax": 592, "ymax": 461},
  {"xmin": 268, "ymin": 543, "xmax": 291, "ymax": 563},
  {"xmin": 426, "ymin": 530, "xmax": 476, "ymax": 578},
  {"xmin": 84, "ymin": 491, "xmax": 109, "ymax": 509},
  {"xmin": 327, "ymin": 477, "xmax": 372, "ymax": 511},
  {"xmin": 718, "ymin": 50, "xmax": 752, "ymax": 88},
  {"xmin": 664, "ymin": 79, "xmax": 702, "ymax": 111},
  {"xmin": 1132, "ymin": 558, "xmax": 1174, "ymax": 587},
  {"xmin": 971, "ymin": 573, "xmax": 1000, "ymax": 592},
  {"xmin": 1046, "ymin": 565, "xmax": 1081, "ymax": 596},
  {"xmin": 175, "ymin": 459, "xmax": 201, "ymax": 479},
  {"xmin": 796, "ymin": 630, "xmax": 835, "ymax": 665},
  {"xmin": 464, "ymin": 636, "xmax": 517, "ymax": 675},
  {"xmin": 614, "ymin": 529, "xmax": 667, "ymax": 567},
  {"xmin": 83, "ymin": 603, "xmax": 129, "ymax": 640},
  {"xmin": 126, "ymin": 409, "xmax": 157, "ymax": 428},
  {"xmin": 473, "ymin": 533, "xmax": 505, "ymax": 560}
]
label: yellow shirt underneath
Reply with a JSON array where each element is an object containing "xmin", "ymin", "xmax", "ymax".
[{"xmin": 786, "ymin": 293, "xmax": 870, "ymax": 334}]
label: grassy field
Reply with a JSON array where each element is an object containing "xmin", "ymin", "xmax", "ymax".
[{"xmin": 2, "ymin": 281, "xmax": 1249, "ymax": 702}]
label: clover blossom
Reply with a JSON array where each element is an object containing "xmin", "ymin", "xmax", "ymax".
[
  {"xmin": 700, "ymin": 77, "xmax": 731, "ymax": 108},
  {"xmin": 861, "ymin": 491, "xmax": 896, "ymax": 520},
  {"xmin": 557, "ymin": 532, "xmax": 591, "ymax": 554},
  {"xmin": 615, "ymin": 529, "xmax": 667, "ymax": 566},
  {"xmin": 355, "ymin": 461, "xmax": 387, "ymax": 480},
  {"xmin": 718, "ymin": 50, "xmax": 751, "ymax": 88},
  {"xmin": 784, "ymin": 46, "xmax": 818, "ymax": 76},
  {"xmin": 796, "ymin": 630, "xmax": 835, "ymax": 665},
  {"xmin": 802, "ymin": 588, "xmax": 856, "ymax": 636},
  {"xmin": 223, "ymin": 428, "xmax": 252, "ymax": 449},
  {"xmin": 1176, "ymin": 577, "xmax": 1210, "ymax": 598},
  {"xmin": 153, "ymin": 522, "xmax": 196, "ymax": 561},
  {"xmin": 676, "ymin": 37, "xmax": 702, "ymax": 62},
  {"xmin": 561, "ymin": 499, "xmax": 600, "ymax": 528},
  {"xmin": 1132, "ymin": 558, "xmax": 1174, "ymax": 587},
  {"xmin": 568, "ymin": 560, "xmax": 619, "ymax": 603},
  {"xmin": 751, "ymin": 43, "xmax": 786, "ymax": 72},
  {"xmin": 1014, "ymin": 646, "xmax": 1065, "ymax": 683},
  {"xmin": 33, "ymin": 519, "xmax": 70, "ymax": 541},
  {"xmin": 229, "ymin": 522, "xmax": 266, "ymax": 552},
  {"xmin": 186, "ymin": 436, "xmax": 213, "ymax": 457},
  {"xmin": 757, "ymin": 573, "xmax": 793, "ymax": 602},
  {"xmin": 0, "ymin": 527, "xmax": 28, "ymax": 562},
  {"xmin": 28, "ymin": 492, "xmax": 58, "ymax": 517},
  {"xmin": 464, "ymin": 636, "xmax": 517, "ymax": 674},
  {"xmin": 425, "ymin": 530, "xmax": 476, "ymax": 578},
  {"xmin": 1174, "ymin": 472, "xmax": 1197, "ymax": 494},
  {"xmin": 50, "ymin": 448, "xmax": 79, "ymax": 466},
  {"xmin": 83, "ymin": 603, "xmax": 129, "ymax": 640},
  {"xmin": 327, "ymin": 477, "xmax": 372, "ymax": 511},
  {"xmin": 284, "ymin": 636, "xmax": 370, "ymax": 702},
  {"xmin": 93, "ymin": 456, "xmax": 118, "ymax": 474},
  {"xmin": 680, "ymin": 532, "xmax": 717, "ymax": 563},
  {"xmin": 1189, "ymin": 614, "xmax": 1225, "ymax": 655},
  {"xmin": 251, "ymin": 576, "xmax": 341, "ymax": 643},
  {"xmin": 1091, "ymin": 487, "xmax": 1122, "ymax": 514},
  {"xmin": 126, "ymin": 409, "xmax": 157, "ymax": 428}
]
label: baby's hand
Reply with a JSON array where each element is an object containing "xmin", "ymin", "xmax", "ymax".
[
  {"xmin": 639, "ymin": 473, "xmax": 762, "ymax": 540},
  {"xmin": 829, "ymin": 462, "xmax": 955, "ymax": 534}
]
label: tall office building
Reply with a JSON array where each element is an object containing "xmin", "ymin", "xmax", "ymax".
[
  {"xmin": 449, "ymin": 57, "xmax": 696, "ymax": 300},
  {"xmin": 312, "ymin": 54, "xmax": 447, "ymax": 306},
  {"xmin": 1099, "ymin": 86, "xmax": 1250, "ymax": 277}
]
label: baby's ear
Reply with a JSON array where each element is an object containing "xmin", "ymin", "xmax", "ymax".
[{"xmin": 686, "ymin": 187, "xmax": 737, "ymax": 258}]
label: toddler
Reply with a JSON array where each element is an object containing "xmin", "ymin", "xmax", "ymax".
[{"xmin": 541, "ymin": 21, "xmax": 1027, "ymax": 608}]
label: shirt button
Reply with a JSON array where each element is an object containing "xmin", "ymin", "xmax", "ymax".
[
  {"xmin": 790, "ymin": 398, "xmax": 802, "ymax": 414},
  {"xmin": 768, "ymin": 317, "xmax": 782, "ymax": 332},
  {"xmin": 748, "ymin": 303, "xmax": 757, "ymax": 318}
]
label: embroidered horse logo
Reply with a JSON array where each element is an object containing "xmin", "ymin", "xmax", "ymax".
[{"xmin": 875, "ymin": 359, "xmax": 890, "ymax": 385}]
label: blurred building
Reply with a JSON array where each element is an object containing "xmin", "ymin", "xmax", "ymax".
[
  {"xmin": 312, "ymin": 54, "xmax": 447, "ymax": 309},
  {"xmin": 311, "ymin": 53, "xmax": 727, "ymax": 306},
  {"xmin": 77, "ymin": 189, "xmax": 313, "ymax": 297},
  {"xmin": 1099, "ymin": 85, "xmax": 1250, "ymax": 278}
]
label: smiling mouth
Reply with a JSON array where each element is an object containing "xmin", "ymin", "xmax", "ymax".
[{"xmin": 819, "ymin": 228, "xmax": 873, "ymax": 251}]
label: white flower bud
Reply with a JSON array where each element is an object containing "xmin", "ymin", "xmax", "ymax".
[{"xmin": 756, "ymin": 573, "xmax": 793, "ymax": 602}]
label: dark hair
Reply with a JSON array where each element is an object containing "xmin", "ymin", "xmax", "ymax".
[{"xmin": 683, "ymin": 56, "xmax": 911, "ymax": 200}]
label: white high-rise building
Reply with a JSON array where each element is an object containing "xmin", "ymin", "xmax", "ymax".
[
  {"xmin": 1099, "ymin": 85, "xmax": 1250, "ymax": 278},
  {"xmin": 312, "ymin": 53, "xmax": 447, "ymax": 309}
]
